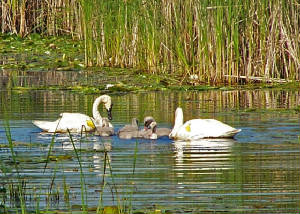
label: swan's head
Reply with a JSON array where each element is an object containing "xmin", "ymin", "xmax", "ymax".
[
  {"xmin": 143, "ymin": 116, "xmax": 155, "ymax": 130},
  {"xmin": 102, "ymin": 95, "xmax": 113, "ymax": 120},
  {"xmin": 106, "ymin": 104, "xmax": 113, "ymax": 120},
  {"xmin": 131, "ymin": 118, "xmax": 139, "ymax": 126},
  {"xmin": 147, "ymin": 121, "xmax": 157, "ymax": 131},
  {"xmin": 148, "ymin": 121, "xmax": 157, "ymax": 139}
]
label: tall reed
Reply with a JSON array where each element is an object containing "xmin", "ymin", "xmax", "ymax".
[
  {"xmin": 67, "ymin": 129, "xmax": 88, "ymax": 213},
  {"xmin": 2, "ymin": 115, "xmax": 27, "ymax": 213},
  {"xmin": 1, "ymin": 0, "xmax": 299, "ymax": 84}
]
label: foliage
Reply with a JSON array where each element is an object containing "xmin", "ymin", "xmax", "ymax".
[{"xmin": 0, "ymin": 0, "xmax": 300, "ymax": 84}]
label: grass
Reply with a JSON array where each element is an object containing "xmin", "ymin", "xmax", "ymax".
[
  {"xmin": 1, "ymin": 0, "xmax": 299, "ymax": 85},
  {"xmin": 67, "ymin": 129, "xmax": 88, "ymax": 213},
  {"xmin": 2, "ymin": 110, "xmax": 27, "ymax": 213}
]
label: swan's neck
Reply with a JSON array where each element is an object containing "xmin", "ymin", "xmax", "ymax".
[
  {"xmin": 174, "ymin": 108, "xmax": 184, "ymax": 130},
  {"xmin": 92, "ymin": 96, "xmax": 107, "ymax": 124},
  {"xmin": 170, "ymin": 108, "xmax": 184, "ymax": 137}
]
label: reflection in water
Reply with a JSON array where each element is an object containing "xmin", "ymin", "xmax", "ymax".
[
  {"xmin": 0, "ymin": 70, "xmax": 121, "ymax": 89},
  {"xmin": 0, "ymin": 89, "xmax": 299, "ymax": 213},
  {"xmin": 92, "ymin": 139, "xmax": 112, "ymax": 175},
  {"xmin": 1, "ymin": 69, "xmax": 300, "ymax": 113},
  {"xmin": 173, "ymin": 139, "xmax": 234, "ymax": 166},
  {"xmin": 172, "ymin": 139, "xmax": 235, "ymax": 203},
  {"xmin": 1, "ymin": 89, "xmax": 299, "ymax": 126},
  {"xmin": 37, "ymin": 132, "xmax": 112, "ymax": 178}
]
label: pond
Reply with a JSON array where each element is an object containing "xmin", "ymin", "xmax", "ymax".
[{"xmin": 0, "ymin": 89, "xmax": 300, "ymax": 213}]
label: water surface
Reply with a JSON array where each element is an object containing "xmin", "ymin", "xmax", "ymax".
[{"xmin": 0, "ymin": 89, "xmax": 299, "ymax": 213}]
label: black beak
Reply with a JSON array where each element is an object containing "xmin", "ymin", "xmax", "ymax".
[{"xmin": 107, "ymin": 104, "xmax": 113, "ymax": 120}]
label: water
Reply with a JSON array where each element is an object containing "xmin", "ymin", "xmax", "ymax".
[{"xmin": 0, "ymin": 89, "xmax": 300, "ymax": 213}]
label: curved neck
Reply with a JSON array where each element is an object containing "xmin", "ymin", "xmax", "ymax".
[{"xmin": 92, "ymin": 95, "xmax": 107, "ymax": 122}]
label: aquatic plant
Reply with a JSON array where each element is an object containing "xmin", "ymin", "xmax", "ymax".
[
  {"xmin": 67, "ymin": 129, "xmax": 88, "ymax": 213},
  {"xmin": 1, "ymin": 0, "xmax": 300, "ymax": 84},
  {"xmin": 2, "ymin": 118, "xmax": 27, "ymax": 214}
]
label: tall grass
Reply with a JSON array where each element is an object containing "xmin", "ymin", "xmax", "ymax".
[
  {"xmin": 3, "ymin": 115, "xmax": 27, "ymax": 214},
  {"xmin": 67, "ymin": 129, "xmax": 88, "ymax": 213},
  {"xmin": 1, "ymin": 0, "xmax": 299, "ymax": 84}
]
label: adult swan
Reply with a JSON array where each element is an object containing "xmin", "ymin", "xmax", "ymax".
[
  {"xmin": 32, "ymin": 95, "xmax": 113, "ymax": 133},
  {"xmin": 169, "ymin": 107, "xmax": 241, "ymax": 141}
]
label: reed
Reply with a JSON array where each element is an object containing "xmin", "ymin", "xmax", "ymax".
[
  {"xmin": 67, "ymin": 129, "xmax": 88, "ymax": 213},
  {"xmin": 3, "ymin": 117, "xmax": 27, "ymax": 213},
  {"xmin": 1, "ymin": 0, "xmax": 299, "ymax": 84}
]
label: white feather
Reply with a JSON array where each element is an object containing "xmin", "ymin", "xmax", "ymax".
[
  {"xmin": 32, "ymin": 95, "xmax": 113, "ymax": 133},
  {"xmin": 170, "ymin": 107, "xmax": 241, "ymax": 141}
]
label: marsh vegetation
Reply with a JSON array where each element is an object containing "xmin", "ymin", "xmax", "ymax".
[
  {"xmin": 1, "ymin": 0, "xmax": 300, "ymax": 84},
  {"xmin": 1, "ymin": 1, "xmax": 300, "ymax": 213}
]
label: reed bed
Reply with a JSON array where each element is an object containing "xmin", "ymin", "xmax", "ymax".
[{"xmin": 1, "ymin": 0, "xmax": 299, "ymax": 84}]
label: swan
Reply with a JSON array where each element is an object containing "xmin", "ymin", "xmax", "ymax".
[
  {"xmin": 117, "ymin": 118, "xmax": 139, "ymax": 139},
  {"xmin": 169, "ymin": 107, "xmax": 241, "ymax": 140},
  {"xmin": 32, "ymin": 95, "xmax": 113, "ymax": 133},
  {"xmin": 95, "ymin": 117, "xmax": 115, "ymax": 136},
  {"xmin": 155, "ymin": 127, "xmax": 171, "ymax": 138},
  {"xmin": 143, "ymin": 116, "xmax": 155, "ymax": 128},
  {"xmin": 117, "ymin": 118, "xmax": 139, "ymax": 134},
  {"xmin": 139, "ymin": 121, "xmax": 157, "ymax": 139},
  {"xmin": 118, "ymin": 120, "xmax": 157, "ymax": 140},
  {"xmin": 143, "ymin": 116, "xmax": 171, "ymax": 138}
]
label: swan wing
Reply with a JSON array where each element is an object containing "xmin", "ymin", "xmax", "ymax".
[
  {"xmin": 156, "ymin": 128, "xmax": 171, "ymax": 137},
  {"xmin": 33, "ymin": 113, "xmax": 96, "ymax": 133},
  {"xmin": 118, "ymin": 124, "xmax": 138, "ymax": 134},
  {"xmin": 95, "ymin": 127, "xmax": 115, "ymax": 136},
  {"xmin": 32, "ymin": 120, "xmax": 59, "ymax": 132},
  {"xmin": 58, "ymin": 113, "xmax": 95, "ymax": 132}
]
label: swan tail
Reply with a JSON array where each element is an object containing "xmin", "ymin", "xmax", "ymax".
[
  {"xmin": 222, "ymin": 128, "xmax": 241, "ymax": 138},
  {"xmin": 32, "ymin": 120, "xmax": 58, "ymax": 132}
]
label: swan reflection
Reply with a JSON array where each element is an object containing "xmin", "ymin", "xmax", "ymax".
[
  {"xmin": 39, "ymin": 132, "xmax": 112, "ymax": 177},
  {"xmin": 173, "ymin": 138, "xmax": 236, "ymax": 176},
  {"xmin": 60, "ymin": 136, "xmax": 112, "ymax": 172}
]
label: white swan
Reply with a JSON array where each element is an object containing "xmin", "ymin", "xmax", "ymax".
[
  {"xmin": 169, "ymin": 107, "xmax": 241, "ymax": 141},
  {"xmin": 32, "ymin": 95, "xmax": 113, "ymax": 133}
]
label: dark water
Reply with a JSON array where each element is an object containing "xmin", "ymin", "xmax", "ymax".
[{"xmin": 0, "ymin": 89, "xmax": 300, "ymax": 213}]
